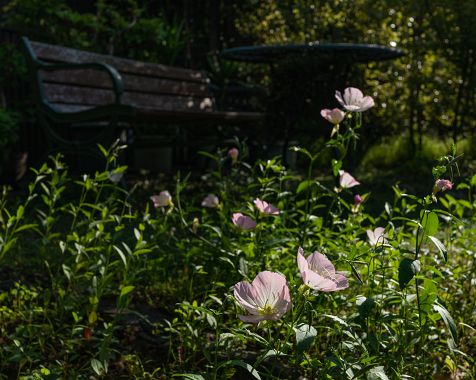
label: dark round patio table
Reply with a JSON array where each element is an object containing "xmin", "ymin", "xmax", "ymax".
[
  {"xmin": 221, "ymin": 42, "xmax": 404, "ymax": 64},
  {"xmin": 220, "ymin": 42, "xmax": 405, "ymax": 161}
]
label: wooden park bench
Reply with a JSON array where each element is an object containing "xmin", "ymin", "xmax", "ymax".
[{"xmin": 21, "ymin": 37, "xmax": 264, "ymax": 169}]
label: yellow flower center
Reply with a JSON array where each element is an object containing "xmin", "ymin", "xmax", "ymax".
[{"xmin": 260, "ymin": 304, "xmax": 275, "ymax": 316}]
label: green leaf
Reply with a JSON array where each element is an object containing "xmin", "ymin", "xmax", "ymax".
[
  {"xmin": 294, "ymin": 323, "xmax": 317, "ymax": 354},
  {"xmin": 398, "ymin": 258, "xmax": 420, "ymax": 290},
  {"xmin": 428, "ymin": 235, "xmax": 448, "ymax": 262},
  {"xmin": 91, "ymin": 359, "xmax": 104, "ymax": 376},
  {"xmin": 296, "ymin": 179, "xmax": 314, "ymax": 194},
  {"xmin": 419, "ymin": 279, "xmax": 438, "ymax": 317},
  {"xmin": 173, "ymin": 374, "xmax": 206, "ymax": 380},
  {"xmin": 120, "ymin": 285, "xmax": 135, "ymax": 297},
  {"xmin": 229, "ymin": 360, "xmax": 261, "ymax": 380},
  {"xmin": 418, "ymin": 211, "xmax": 439, "ymax": 247},
  {"xmin": 433, "ymin": 303, "xmax": 458, "ymax": 344},
  {"xmin": 367, "ymin": 366, "xmax": 389, "ymax": 380},
  {"xmin": 331, "ymin": 159, "xmax": 342, "ymax": 176}
]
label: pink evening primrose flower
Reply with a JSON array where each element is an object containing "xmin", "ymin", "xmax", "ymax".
[
  {"xmin": 232, "ymin": 213, "xmax": 257, "ymax": 230},
  {"xmin": 233, "ymin": 271, "xmax": 291, "ymax": 323},
  {"xmin": 201, "ymin": 193, "xmax": 220, "ymax": 208},
  {"xmin": 228, "ymin": 147, "xmax": 239, "ymax": 164},
  {"xmin": 367, "ymin": 227, "xmax": 388, "ymax": 246},
  {"xmin": 297, "ymin": 247, "xmax": 349, "ymax": 292},
  {"xmin": 254, "ymin": 198, "xmax": 279, "ymax": 215},
  {"xmin": 434, "ymin": 179, "xmax": 453, "ymax": 192},
  {"xmin": 320, "ymin": 108, "xmax": 345, "ymax": 124},
  {"xmin": 339, "ymin": 170, "xmax": 360, "ymax": 189},
  {"xmin": 150, "ymin": 191, "xmax": 173, "ymax": 208},
  {"xmin": 335, "ymin": 87, "xmax": 375, "ymax": 112}
]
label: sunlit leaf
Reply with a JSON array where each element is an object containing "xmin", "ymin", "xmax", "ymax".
[{"xmin": 428, "ymin": 235, "xmax": 448, "ymax": 262}]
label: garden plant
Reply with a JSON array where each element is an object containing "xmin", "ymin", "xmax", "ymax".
[{"xmin": 0, "ymin": 88, "xmax": 475, "ymax": 379}]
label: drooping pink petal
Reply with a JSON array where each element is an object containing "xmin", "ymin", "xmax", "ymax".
[
  {"xmin": 254, "ymin": 198, "xmax": 280, "ymax": 215},
  {"xmin": 297, "ymin": 248, "xmax": 348, "ymax": 292},
  {"xmin": 232, "ymin": 213, "xmax": 257, "ymax": 230},
  {"xmin": 320, "ymin": 108, "xmax": 345, "ymax": 124},
  {"xmin": 339, "ymin": 170, "xmax": 360, "ymax": 188}
]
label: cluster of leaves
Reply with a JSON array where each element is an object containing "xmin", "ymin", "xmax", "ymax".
[
  {"xmin": 233, "ymin": 0, "xmax": 476, "ymax": 150},
  {"xmin": 1, "ymin": 0, "xmax": 186, "ymax": 66},
  {"xmin": 0, "ymin": 126, "xmax": 475, "ymax": 379}
]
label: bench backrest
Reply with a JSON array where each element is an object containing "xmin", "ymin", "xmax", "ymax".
[{"xmin": 24, "ymin": 39, "xmax": 215, "ymax": 113}]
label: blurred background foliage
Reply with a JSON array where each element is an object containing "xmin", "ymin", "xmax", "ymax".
[{"xmin": 0, "ymin": 0, "xmax": 475, "ymax": 176}]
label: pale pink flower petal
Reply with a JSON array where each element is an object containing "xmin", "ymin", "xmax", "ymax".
[
  {"xmin": 254, "ymin": 198, "xmax": 279, "ymax": 215},
  {"xmin": 201, "ymin": 193, "xmax": 220, "ymax": 208},
  {"xmin": 297, "ymin": 247, "xmax": 348, "ymax": 292},
  {"xmin": 335, "ymin": 87, "xmax": 375, "ymax": 112},
  {"xmin": 339, "ymin": 170, "xmax": 360, "ymax": 188},
  {"xmin": 233, "ymin": 271, "xmax": 291, "ymax": 323},
  {"xmin": 150, "ymin": 191, "xmax": 173, "ymax": 208},
  {"xmin": 320, "ymin": 108, "xmax": 345, "ymax": 124},
  {"xmin": 366, "ymin": 227, "xmax": 388, "ymax": 246},
  {"xmin": 435, "ymin": 179, "xmax": 453, "ymax": 192},
  {"xmin": 232, "ymin": 213, "xmax": 257, "ymax": 230}
]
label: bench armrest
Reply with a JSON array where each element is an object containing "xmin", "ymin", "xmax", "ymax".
[{"xmin": 21, "ymin": 37, "xmax": 124, "ymax": 105}]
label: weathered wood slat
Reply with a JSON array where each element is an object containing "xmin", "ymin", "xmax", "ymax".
[
  {"xmin": 40, "ymin": 70, "xmax": 210, "ymax": 97},
  {"xmin": 31, "ymin": 41, "xmax": 207, "ymax": 83},
  {"xmin": 49, "ymin": 103, "xmax": 263, "ymax": 124},
  {"xmin": 43, "ymin": 83, "xmax": 215, "ymax": 112}
]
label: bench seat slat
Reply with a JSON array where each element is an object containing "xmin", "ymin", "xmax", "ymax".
[
  {"xmin": 49, "ymin": 103, "xmax": 263, "ymax": 124},
  {"xmin": 43, "ymin": 83, "xmax": 214, "ymax": 112}
]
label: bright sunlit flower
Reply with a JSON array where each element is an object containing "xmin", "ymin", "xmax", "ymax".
[
  {"xmin": 254, "ymin": 198, "xmax": 279, "ymax": 215},
  {"xmin": 339, "ymin": 170, "xmax": 360, "ymax": 189},
  {"xmin": 232, "ymin": 213, "xmax": 257, "ymax": 230},
  {"xmin": 150, "ymin": 191, "xmax": 173, "ymax": 208},
  {"xmin": 367, "ymin": 227, "xmax": 388, "ymax": 246},
  {"xmin": 335, "ymin": 87, "xmax": 375, "ymax": 112},
  {"xmin": 320, "ymin": 108, "xmax": 345, "ymax": 124},
  {"xmin": 228, "ymin": 148, "xmax": 239, "ymax": 164},
  {"xmin": 233, "ymin": 271, "xmax": 291, "ymax": 323},
  {"xmin": 201, "ymin": 193, "xmax": 220, "ymax": 208},
  {"xmin": 297, "ymin": 247, "xmax": 349, "ymax": 292}
]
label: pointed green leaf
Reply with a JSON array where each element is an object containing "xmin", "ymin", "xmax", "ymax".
[
  {"xmin": 428, "ymin": 236, "xmax": 448, "ymax": 262},
  {"xmin": 230, "ymin": 360, "xmax": 261, "ymax": 380},
  {"xmin": 434, "ymin": 303, "xmax": 458, "ymax": 344},
  {"xmin": 294, "ymin": 323, "xmax": 317, "ymax": 353}
]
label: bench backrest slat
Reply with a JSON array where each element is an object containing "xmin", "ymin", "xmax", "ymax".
[
  {"xmin": 31, "ymin": 41, "xmax": 207, "ymax": 83},
  {"xmin": 40, "ymin": 70, "xmax": 210, "ymax": 97}
]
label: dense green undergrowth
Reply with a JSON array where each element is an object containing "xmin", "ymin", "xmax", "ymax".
[{"xmin": 1, "ymin": 105, "xmax": 476, "ymax": 380}]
